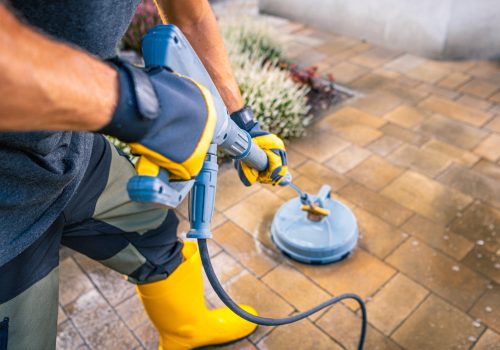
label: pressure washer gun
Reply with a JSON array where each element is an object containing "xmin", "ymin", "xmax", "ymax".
[
  {"xmin": 127, "ymin": 25, "xmax": 366, "ymax": 350},
  {"xmin": 127, "ymin": 24, "xmax": 270, "ymax": 238}
]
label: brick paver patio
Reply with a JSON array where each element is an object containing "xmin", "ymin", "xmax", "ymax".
[{"xmin": 56, "ymin": 11, "xmax": 500, "ymax": 350}]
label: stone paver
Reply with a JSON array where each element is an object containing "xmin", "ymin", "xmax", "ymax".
[
  {"xmin": 474, "ymin": 159, "xmax": 500, "ymax": 180},
  {"xmin": 384, "ymin": 105, "xmax": 427, "ymax": 128},
  {"xmin": 56, "ymin": 8, "xmax": 500, "ymax": 350},
  {"xmin": 437, "ymin": 71, "xmax": 470, "ymax": 89},
  {"xmin": 213, "ymin": 221, "xmax": 279, "ymax": 277},
  {"xmin": 328, "ymin": 61, "xmax": 369, "ymax": 84},
  {"xmin": 59, "ymin": 257, "xmax": 94, "ymax": 306},
  {"xmin": 382, "ymin": 170, "xmax": 472, "ymax": 225},
  {"xmin": 292, "ymin": 249, "xmax": 396, "ymax": 310},
  {"xmin": 418, "ymin": 114, "xmax": 488, "ymax": 150},
  {"xmin": 288, "ymin": 127, "xmax": 349, "ymax": 162},
  {"xmin": 470, "ymin": 285, "xmax": 500, "ymax": 333},
  {"xmin": 325, "ymin": 144, "xmax": 371, "ymax": 174},
  {"xmin": 457, "ymin": 94, "xmax": 493, "ymax": 111},
  {"xmin": 463, "ymin": 246, "xmax": 500, "ymax": 285},
  {"xmin": 459, "ymin": 78, "xmax": 499, "ymax": 99},
  {"xmin": 347, "ymin": 155, "xmax": 404, "ymax": 191},
  {"xmin": 422, "ymin": 139, "xmax": 479, "ymax": 167},
  {"xmin": 367, "ymin": 135, "xmax": 403, "ymax": 156},
  {"xmin": 386, "ymin": 239, "xmax": 488, "ymax": 311},
  {"xmin": 317, "ymin": 303, "xmax": 402, "ymax": 350},
  {"xmin": 340, "ymin": 182, "xmax": 414, "ymax": 226},
  {"xmin": 351, "ymin": 91, "xmax": 402, "ymax": 116},
  {"xmin": 366, "ymin": 273, "xmax": 428, "ymax": 335},
  {"xmin": 449, "ymin": 202, "xmax": 500, "ymax": 253},
  {"xmin": 438, "ymin": 164, "xmax": 500, "ymax": 209},
  {"xmin": 401, "ymin": 214, "xmax": 473, "ymax": 260},
  {"xmin": 381, "ymin": 122, "xmax": 430, "ymax": 146},
  {"xmin": 261, "ymin": 263, "xmax": 331, "ymax": 318},
  {"xmin": 354, "ymin": 207, "xmax": 406, "ymax": 259},
  {"xmin": 474, "ymin": 329, "xmax": 500, "ymax": 350},
  {"xmin": 474, "ymin": 134, "xmax": 500, "ymax": 162},
  {"xmin": 258, "ymin": 319, "xmax": 342, "ymax": 350},
  {"xmin": 295, "ymin": 159, "xmax": 349, "ymax": 190},
  {"xmin": 419, "ymin": 95, "xmax": 492, "ymax": 127},
  {"xmin": 392, "ymin": 295, "xmax": 484, "ymax": 350},
  {"xmin": 388, "ymin": 144, "xmax": 451, "ymax": 177}
]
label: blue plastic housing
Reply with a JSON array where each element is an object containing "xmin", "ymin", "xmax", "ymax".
[{"xmin": 271, "ymin": 186, "xmax": 358, "ymax": 264}]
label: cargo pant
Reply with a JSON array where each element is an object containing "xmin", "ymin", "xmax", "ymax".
[{"xmin": 0, "ymin": 135, "xmax": 184, "ymax": 350}]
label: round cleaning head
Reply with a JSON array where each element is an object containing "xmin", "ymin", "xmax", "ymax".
[{"xmin": 271, "ymin": 185, "xmax": 358, "ymax": 264}]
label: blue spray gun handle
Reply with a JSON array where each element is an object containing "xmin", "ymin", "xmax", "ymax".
[{"xmin": 127, "ymin": 25, "xmax": 269, "ymax": 211}]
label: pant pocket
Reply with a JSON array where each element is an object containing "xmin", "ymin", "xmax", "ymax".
[{"xmin": 0, "ymin": 317, "xmax": 8, "ymax": 350}]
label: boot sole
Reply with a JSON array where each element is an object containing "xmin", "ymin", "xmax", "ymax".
[{"xmin": 193, "ymin": 327, "xmax": 258, "ymax": 349}]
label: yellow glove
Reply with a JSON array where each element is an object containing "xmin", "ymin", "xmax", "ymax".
[{"xmin": 232, "ymin": 107, "xmax": 288, "ymax": 186}]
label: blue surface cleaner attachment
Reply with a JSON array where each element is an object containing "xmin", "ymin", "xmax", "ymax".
[{"xmin": 271, "ymin": 185, "xmax": 359, "ymax": 264}]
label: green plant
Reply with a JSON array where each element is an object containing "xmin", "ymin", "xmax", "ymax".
[
  {"xmin": 232, "ymin": 53, "xmax": 311, "ymax": 138},
  {"xmin": 219, "ymin": 17, "xmax": 283, "ymax": 62},
  {"xmin": 106, "ymin": 136, "xmax": 136, "ymax": 162},
  {"xmin": 221, "ymin": 18, "xmax": 311, "ymax": 138}
]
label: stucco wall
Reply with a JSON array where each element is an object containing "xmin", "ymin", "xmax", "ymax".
[{"xmin": 259, "ymin": 0, "xmax": 500, "ymax": 59}]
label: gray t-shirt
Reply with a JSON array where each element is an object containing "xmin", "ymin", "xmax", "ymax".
[{"xmin": 0, "ymin": 0, "xmax": 141, "ymax": 266}]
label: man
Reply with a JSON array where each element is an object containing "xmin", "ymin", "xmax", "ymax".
[{"xmin": 0, "ymin": 0, "xmax": 288, "ymax": 349}]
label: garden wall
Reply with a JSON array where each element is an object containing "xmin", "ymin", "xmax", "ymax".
[{"xmin": 259, "ymin": 0, "xmax": 500, "ymax": 60}]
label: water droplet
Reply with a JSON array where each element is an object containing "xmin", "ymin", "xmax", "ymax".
[
  {"xmin": 477, "ymin": 253, "xmax": 483, "ymax": 259},
  {"xmin": 487, "ymin": 284, "xmax": 493, "ymax": 290},
  {"xmin": 468, "ymin": 336, "xmax": 477, "ymax": 342},
  {"xmin": 489, "ymin": 224, "xmax": 495, "ymax": 230},
  {"xmin": 472, "ymin": 320, "xmax": 481, "ymax": 328},
  {"xmin": 494, "ymin": 263, "xmax": 500, "ymax": 270},
  {"xmin": 485, "ymin": 306, "xmax": 493, "ymax": 313},
  {"xmin": 443, "ymin": 235, "xmax": 449, "ymax": 241},
  {"xmin": 476, "ymin": 240, "xmax": 485, "ymax": 246},
  {"xmin": 452, "ymin": 265, "xmax": 460, "ymax": 272},
  {"xmin": 456, "ymin": 212, "xmax": 463, "ymax": 217},
  {"xmin": 412, "ymin": 240, "xmax": 419, "ymax": 247},
  {"xmin": 402, "ymin": 232, "xmax": 409, "ymax": 239}
]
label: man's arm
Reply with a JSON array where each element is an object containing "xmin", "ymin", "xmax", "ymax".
[
  {"xmin": 0, "ymin": 4, "xmax": 117, "ymax": 131},
  {"xmin": 154, "ymin": 0, "xmax": 244, "ymax": 113}
]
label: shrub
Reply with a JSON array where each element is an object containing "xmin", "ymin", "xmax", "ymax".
[
  {"xmin": 219, "ymin": 18, "xmax": 283, "ymax": 62},
  {"xmin": 220, "ymin": 18, "xmax": 311, "ymax": 138},
  {"xmin": 229, "ymin": 51, "xmax": 311, "ymax": 138}
]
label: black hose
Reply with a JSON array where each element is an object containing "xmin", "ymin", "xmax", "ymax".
[{"xmin": 198, "ymin": 239, "xmax": 367, "ymax": 350}]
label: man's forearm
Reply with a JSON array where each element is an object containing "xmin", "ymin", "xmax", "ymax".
[
  {"xmin": 0, "ymin": 4, "xmax": 117, "ymax": 131},
  {"xmin": 155, "ymin": 0, "xmax": 244, "ymax": 113}
]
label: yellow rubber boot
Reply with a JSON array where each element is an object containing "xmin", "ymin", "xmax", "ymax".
[{"xmin": 137, "ymin": 241, "xmax": 258, "ymax": 350}]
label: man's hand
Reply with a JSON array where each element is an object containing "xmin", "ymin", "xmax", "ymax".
[
  {"xmin": 232, "ymin": 107, "xmax": 288, "ymax": 186},
  {"xmin": 99, "ymin": 59, "xmax": 216, "ymax": 180}
]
